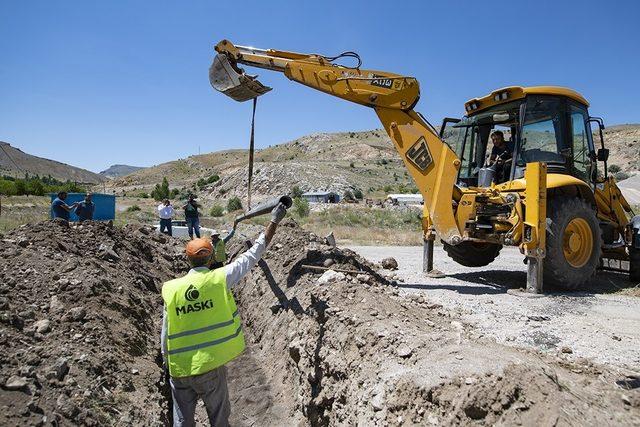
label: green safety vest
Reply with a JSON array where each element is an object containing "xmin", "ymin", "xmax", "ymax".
[
  {"xmin": 161, "ymin": 268, "xmax": 245, "ymax": 378},
  {"xmin": 214, "ymin": 239, "xmax": 226, "ymax": 263}
]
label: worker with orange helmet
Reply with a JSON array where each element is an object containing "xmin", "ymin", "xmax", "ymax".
[{"xmin": 160, "ymin": 202, "xmax": 287, "ymax": 427}]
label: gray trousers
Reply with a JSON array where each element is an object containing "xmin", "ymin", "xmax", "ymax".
[{"xmin": 169, "ymin": 366, "xmax": 230, "ymax": 427}]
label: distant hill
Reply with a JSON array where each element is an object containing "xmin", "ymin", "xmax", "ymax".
[
  {"xmin": 0, "ymin": 141, "xmax": 106, "ymax": 184},
  {"xmin": 600, "ymin": 124, "xmax": 640, "ymax": 175},
  {"xmin": 107, "ymin": 124, "xmax": 640, "ymax": 202},
  {"xmin": 107, "ymin": 129, "xmax": 411, "ymax": 200},
  {"xmin": 99, "ymin": 164, "xmax": 145, "ymax": 179}
]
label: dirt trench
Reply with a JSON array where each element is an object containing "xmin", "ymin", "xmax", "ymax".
[
  {"xmin": 0, "ymin": 220, "xmax": 184, "ymax": 425},
  {"xmin": 228, "ymin": 220, "xmax": 640, "ymax": 426},
  {"xmin": 1, "ymin": 219, "xmax": 638, "ymax": 426}
]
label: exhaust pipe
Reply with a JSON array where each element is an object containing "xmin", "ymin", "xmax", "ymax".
[
  {"xmin": 235, "ymin": 195, "xmax": 292, "ymax": 224},
  {"xmin": 209, "ymin": 54, "xmax": 272, "ymax": 102}
]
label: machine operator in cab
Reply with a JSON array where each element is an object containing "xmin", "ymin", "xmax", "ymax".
[{"xmin": 487, "ymin": 130, "xmax": 514, "ymax": 182}]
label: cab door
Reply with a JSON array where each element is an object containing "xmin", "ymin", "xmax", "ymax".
[{"xmin": 568, "ymin": 103, "xmax": 596, "ymax": 183}]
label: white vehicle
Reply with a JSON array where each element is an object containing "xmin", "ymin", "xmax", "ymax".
[{"xmin": 155, "ymin": 220, "xmax": 215, "ymax": 239}]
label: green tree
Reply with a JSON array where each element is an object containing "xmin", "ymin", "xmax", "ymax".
[
  {"xmin": 227, "ymin": 197, "xmax": 243, "ymax": 212},
  {"xmin": 151, "ymin": 177, "xmax": 171, "ymax": 201},
  {"xmin": 28, "ymin": 179, "xmax": 45, "ymax": 196},
  {"xmin": 608, "ymin": 164, "xmax": 621, "ymax": 173},
  {"xmin": 0, "ymin": 179, "xmax": 16, "ymax": 195},
  {"xmin": 353, "ymin": 188, "xmax": 363, "ymax": 200},
  {"xmin": 290, "ymin": 185, "xmax": 303, "ymax": 198},
  {"xmin": 14, "ymin": 180, "xmax": 26, "ymax": 195},
  {"xmin": 293, "ymin": 197, "xmax": 310, "ymax": 218},
  {"xmin": 209, "ymin": 204, "xmax": 224, "ymax": 217}
]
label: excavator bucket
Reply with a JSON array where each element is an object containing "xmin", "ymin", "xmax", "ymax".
[{"xmin": 209, "ymin": 54, "xmax": 272, "ymax": 102}]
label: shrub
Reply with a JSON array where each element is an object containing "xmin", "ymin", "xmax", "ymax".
[
  {"xmin": 350, "ymin": 162, "xmax": 355, "ymax": 168},
  {"xmin": 353, "ymin": 188, "xmax": 363, "ymax": 200},
  {"xmin": 227, "ymin": 197, "xmax": 243, "ymax": 212},
  {"xmin": 383, "ymin": 185, "xmax": 393, "ymax": 193},
  {"xmin": 126, "ymin": 205, "xmax": 141, "ymax": 212},
  {"xmin": 608, "ymin": 164, "xmax": 621, "ymax": 173},
  {"xmin": 293, "ymin": 197, "xmax": 310, "ymax": 218},
  {"xmin": 290, "ymin": 185, "xmax": 303, "ymax": 198},
  {"xmin": 207, "ymin": 174, "xmax": 220, "ymax": 184},
  {"xmin": 614, "ymin": 171, "xmax": 630, "ymax": 181},
  {"xmin": 343, "ymin": 190, "xmax": 355, "ymax": 201},
  {"xmin": 139, "ymin": 192, "xmax": 149, "ymax": 199},
  {"xmin": 151, "ymin": 177, "xmax": 170, "ymax": 201},
  {"xmin": 209, "ymin": 204, "xmax": 224, "ymax": 217}
]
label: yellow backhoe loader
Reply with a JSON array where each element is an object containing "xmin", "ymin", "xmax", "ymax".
[{"xmin": 210, "ymin": 39, "xmax": 640, "ymax": 292}]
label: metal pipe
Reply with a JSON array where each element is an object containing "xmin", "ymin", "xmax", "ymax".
[{"xmin": 234, "ymin": 195, "xmax": 292, "ymax": 224}]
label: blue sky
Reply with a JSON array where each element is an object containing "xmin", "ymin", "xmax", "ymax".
[{"xmin": 1, "ymin": 0, "xmax": 639, "ymax": 173}]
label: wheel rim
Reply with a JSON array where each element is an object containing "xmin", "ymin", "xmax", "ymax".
[{"xmin": 562, "ymin": 218, "xmax": 593, "ymax": 268}]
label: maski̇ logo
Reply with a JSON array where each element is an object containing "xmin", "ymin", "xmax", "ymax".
[{"xmin": 185, "ymin": 285, "xmax": 199, "ymax": 302}]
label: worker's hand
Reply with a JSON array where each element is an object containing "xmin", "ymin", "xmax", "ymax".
[{"xmin": 270, "ymin": 202, "xmax": 287, "ymax": 225}]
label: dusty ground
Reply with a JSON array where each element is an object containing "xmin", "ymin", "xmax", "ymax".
[
  {"xmin": 225, "ymin": 223, "xmax": 640, "ymax": 425},
  {"xmin": 1, "ymin": 220, "xmax": 639, "ymax": 426},
  {"xmin": 349, "ymin": 245, "xmax": 640, "ymax": 371}
]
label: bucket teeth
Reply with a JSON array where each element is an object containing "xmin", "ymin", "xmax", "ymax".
[{"xmin": 209, "ymin": 54, "xmax": 272, "ymax": 102}]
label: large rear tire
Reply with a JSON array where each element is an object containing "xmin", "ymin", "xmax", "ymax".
[
  {"xmin": 544, "ymin": 197, "xmax": 601, "ymax": 289},
  {"xmin": 443, "ymin": 241, "xmax": 502, "ymax": 267}
]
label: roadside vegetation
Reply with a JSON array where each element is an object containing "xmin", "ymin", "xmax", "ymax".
[{"xmin": 0, "ymin": 174, "xmax": 85, "ymax": 196}]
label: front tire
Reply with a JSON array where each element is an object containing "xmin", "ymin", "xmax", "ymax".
[{"xmin": 544, "ymin": 197, "xmax": 601, "ymax": 289}]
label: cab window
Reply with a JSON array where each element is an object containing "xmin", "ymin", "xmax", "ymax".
[
  {"xmin": 569, "ymin": 105, "xmax": 594, "ymax": 181},
  {"xmin": 519, "ymin": 96, "xmax": 567, "ymax": 165}
]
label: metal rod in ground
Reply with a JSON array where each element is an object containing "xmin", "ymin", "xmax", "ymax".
[
  {"xmin": 423, "ymin": 238, "xmax": 434, "ymax": 273},
  {"xmin": 526, "ymin": 257, "xmax": 543, "ymax": 293},
  {"xmin": 301, "ymin": 265, "xmax": 365, "ymax": 275}
]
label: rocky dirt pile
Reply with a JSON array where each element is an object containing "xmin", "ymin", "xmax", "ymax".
[
  {"xmin": 230, "ymin": 219, "xmax": 640, "ymax": 426},
  {"xmin": 1, "ymin": 218, "xmax": 638, "ymax": 426},
  {"xmin": 0, "ymin": 220, "xmax": 187, "ymax": 426}
]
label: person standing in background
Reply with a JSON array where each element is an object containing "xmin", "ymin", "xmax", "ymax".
[
  {"xmin": 51, "ymin": 191, "xmax": 78, "ymax": 222},
  {"xmin": 210, "ymin": 228, "xmax": 236, "ymax": 269},
  {"xmin": 158, "ymin": 199, "xmax": 175, "ymax": 236},
  {"xmin": 182, "ymin": 194, "xmax": 201, "ymax": 239},
  {"xmin": 75, "ymin": 193, "xmax": 95, "ymax": 222}
]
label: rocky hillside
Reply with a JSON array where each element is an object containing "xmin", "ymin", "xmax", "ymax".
[
  {"xmin": 107, "ymin": 130, "xmax": 413, "ymax": 200},
  {"xmin": 0, "ymin": 141, "xmax": 105, "ymax": 184},
  {"xmin": 99, "ymin": 164, "xmax": 144, "ymax": 179},
  {"xmin": 601, "ymin": 124, "xmax": 640, "ymax": 175},
  {"xmin": 107, "ymin": 124, "xmax": 640, "ymax": 201}
]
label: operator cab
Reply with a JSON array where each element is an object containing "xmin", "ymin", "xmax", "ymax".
[{"xmin": 441, "ymin": 86, "xmax": 608, "ymax": 187}]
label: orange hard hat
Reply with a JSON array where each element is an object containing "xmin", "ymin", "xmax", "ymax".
[{"xmin": 185, "ymin": 238, "xmax": 213, "ymax": 259}]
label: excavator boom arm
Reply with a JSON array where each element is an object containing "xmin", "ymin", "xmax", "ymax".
[{"xmin": 212, "ymin": 39, "xmax": 463, "ymax": 244}]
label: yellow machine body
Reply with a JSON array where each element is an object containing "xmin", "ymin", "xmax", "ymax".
[{"xmin": 210, "ymin": 40, "xmax": 637, "ymax": 290}]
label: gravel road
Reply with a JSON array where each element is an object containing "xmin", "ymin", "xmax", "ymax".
[{"xmin": 348, "ymin": 245, "xmax": 640, "ymax": 371}]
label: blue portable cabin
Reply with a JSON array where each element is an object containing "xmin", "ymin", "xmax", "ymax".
[{"xmin": 49, "ymin": 193, "xmax": 116, "ymax": 221}]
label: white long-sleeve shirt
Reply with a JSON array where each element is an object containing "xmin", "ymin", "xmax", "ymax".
[
  {"xmin": 161, "ymin": 233, "xmax": 267, "ymax": 363},
  {"xmin": 157, "ymin": 204, "xmax": 175, "ymax": 219}
]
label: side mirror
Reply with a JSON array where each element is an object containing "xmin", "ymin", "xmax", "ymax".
[{"xmin": 597, "ymin": 148, "xmax": 609, "ymax": 162}]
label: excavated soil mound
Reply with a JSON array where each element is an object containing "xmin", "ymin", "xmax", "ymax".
[
  {"xmin": 1, "ymin": 219, "xmax": 638, "ymax": 426},
  {"xmin": 0, "ymin": 220, "xmax": 187, "ymax": 426},
  {"xmin": 230, "ymin": 219, "xmax": 640, "ymax": 426}
]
